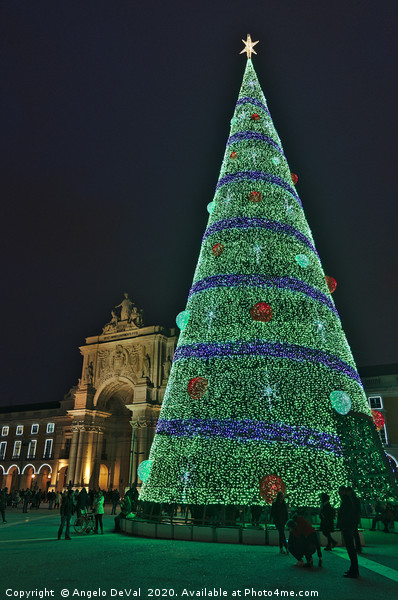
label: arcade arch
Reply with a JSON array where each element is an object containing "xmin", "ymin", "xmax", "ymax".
[{"xmin": 5, "ymin": 465, "xmax": 20, "ymax": 491}]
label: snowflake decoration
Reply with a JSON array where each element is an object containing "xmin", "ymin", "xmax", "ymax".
[
  {"xmin": 206, "ymin": 306, "xmax": 217, "ymax": 332},
  {"xmin": 252, "ymin": 244, "xmax": 262, "ymax": 266},
  {"xmin": 260, "ymin": 369, "xmax": 280, "ymax": 411},
  {"xmin": 285, "ymin": 198, "xmax": 295, "ymax": 215},
  {"xmin": 313, "ymin": 310, "xmax": 327, "ymax": 343}
]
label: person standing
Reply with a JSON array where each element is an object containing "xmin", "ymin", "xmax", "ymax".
[
  {"xmin": 78, "ymin": 487, "xmax": 89, "ymax": 515},
  {"xmin": 48, "ymin": 490, "xmax": 55, "ymax": 510},
  {"xmin": 58, "ymin": 489, "xmax": 74, "ymax": 540},
  {"xmin": 320, "ymin": 493, "xmax": 337, "ymax": 551},
  {"xmin": 0, "ymin": 487, "xmax": 8, "ymax": 523},
  {"xmin": 270, "ymin": 492, "xmax": 289, "ymax": 554},
  {"xmin": 22, "ymin": 489, "xmax": 32, "ymax": 513},
  {"xmin": 93, "ymin": 491, "xmax": 104, "ymax": 534},
  {"xmin": 111, "ymin": 489, "xmax": 120, "ymax": 515},
  {"xmin": 54, "ymin": 491, "xmax": 62, "ymax": 510},
  {"xmin": 346, "ymin": 487, "xmax": 362, "ymax": 552},
  {"xmin": 337, "ymin": 486, "xmax": 359, "ymax": 578}
]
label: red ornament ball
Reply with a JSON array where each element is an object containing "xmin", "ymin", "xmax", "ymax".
[
  {"xmin": 325, "ymin": 275, "xmax": 337, "ymax": 293},
  {"xmin": 259, "ymin": 474, "xmax": 286, "ymax": 504},
  {"xmin": 212, "ymin": 243, "xmax": 224, "ymax": 257},
  {"xmin": 249, "ymin": 191, "xmax": 262, "ymax": 203},
  {"xmin": 371, "ymin": 410, "xmax": 385, "ymax": 431},
  {"xmin": 250, "ymin": 302, "xmax": 273, "ymax": 322},
  {"xmin": 187, "ymin": 377, "xmax": 208, "ymax": 400},
  {"xmin": 230, "ymin": 151, "xmax": 238, "ymax": 159},
  {"xmin": 251, "ymin": 113, "xmax": 260, "ymax": 121},
  {"xmin": 290, "ymin": 173, "xmax": 298, "ymax": 185}
]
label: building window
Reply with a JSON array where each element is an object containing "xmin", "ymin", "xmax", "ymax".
[
  {"xmin": 16, "ymin": 425, "xmax": 24, "ymax": 436},
  {"xmin": 31, "ymin": 424, "xmax": 39, "ymax": 435},
  {"xmin": 1, "ymin": 426, "xmax": 9, "ymax": 436},
  {"xmin": 13, "ymin": 440, "xmax": 22, "ymax": 458},
  {"xmin": 46, "ymin": 423, "xmax": 55, "ymax": 434},
  {"xmin": 0, "ymin": 441, "xmax": 7, "ymax": 460},
  {"xmin": 368, "ymin": 396, "xmax": 383, "ymax": 409},
  {"xmin": 43, "ymin": 439, "xmax": 53, "ymax": 459},
  {"xmin": 27, "ymin": 439, "xmax": 37, "ymax": 459},
  {"xmin": 379, "ymin": 426, "xmax": 388, "ymax": 445}
]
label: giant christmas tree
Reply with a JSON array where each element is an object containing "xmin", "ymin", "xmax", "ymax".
[{"xmin": 140, "ymin": 36, "xmax": 396, "ymax": 507}]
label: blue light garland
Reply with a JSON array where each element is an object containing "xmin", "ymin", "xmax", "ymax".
[
  {"xmin": 236, "ymin": 97, "xmax": 270, "ymax": 115},
  {"xmin": 215, "ymin": 171, "xmax": 301, "ymax": 206},
  {"xmin": 227, "ymin": 131, "xmax": 284, "ymax": 156},
  {"xmin": 188, "ymin": 274, "xmax": 339, "ymax": 316},
  {"xmin": 202, "ymin": 217, "xmax": 318, "ymax": 255},
  {"xmin": 173, "ymin": 340, "xmax": 362, "ymax": 385}
]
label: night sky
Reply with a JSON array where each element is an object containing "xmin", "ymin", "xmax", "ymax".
[{"xmin": 2, "ymin": 1, "xmax": 398, "ymax": 408}]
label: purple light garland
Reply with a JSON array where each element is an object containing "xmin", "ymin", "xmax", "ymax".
[
  {"xmin": 236, "ymin": 97, "xmax": 270, "ymax": 116},
  {"xmin": 173, "ymin": 340, "xmax": 361, "ymax": 385},
  {"xmin": 188, "ymin": 274, "xmax": 338, "ymax": 316},
  {"xmin": 215, "ymin": 171, "xmax": 301, "ymax": 207},
  {"xmin": 227, "ymin": 131, "xmax": 284, "ymax": 156},
  {"xmin": 156, "ymin": 418, "xmax": 343, "ymax": 457},
  {"xmin": 202, "ymin": 217, "xmax": 317, "ymax": 255}
]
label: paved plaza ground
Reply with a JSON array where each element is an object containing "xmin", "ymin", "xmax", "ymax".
[{"xmin": 0, "ymin": 506, "xmax": 397, "ymax": 600}]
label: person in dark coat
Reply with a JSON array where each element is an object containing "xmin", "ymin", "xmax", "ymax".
[
  {"xmin": 22, "ymin": 489, "xmax": 32, "ymax": 513},
  {"xmin": 346, "ymin": 487, "xmax": 362, "ymax": 552},
  {"xmin": 337, "ymin": 486, "xmax": 359, "ymax": 578},
  {"xmin": 58, "ymin": 489, "xmax": 74, "ymax": 540},
  {"xmin": 286, "ymin": 515, "xmax": 322, "ymax": 567},
  {"xmin": 77, "ymin": 487, "xmax": 89, "ymax": 515},
  {"xmin": 270, "ymin": 492, "xmax": 289, "ymax": 554},
  {"xmin": 111, "ymin": 489, "xmax": 120, "ymax": 515},
  {"xmin": 371, "ymin": 502, "xmax": 394, "ymax": 533},
  {"xmin": 125, "ymin": 484, "xmax": 139, "ymax": 512},
  {"xmin": 0, "ymin": 487, "xmax": 8, "ymax": 523},
  {"xmin": 319, "ymin": 493, "xmax": 337, "ymax": 550}
]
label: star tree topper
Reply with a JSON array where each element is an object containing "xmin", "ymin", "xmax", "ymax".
[{"xmin": 240, "ymin": 34, "xmax": 259, "ymax": 58}]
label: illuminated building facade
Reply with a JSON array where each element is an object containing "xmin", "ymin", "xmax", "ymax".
[{"xmin": 0, "ymin": 295, "xmax": 177, "ymax": 492}]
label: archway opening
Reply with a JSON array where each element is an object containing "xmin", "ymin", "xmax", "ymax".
[
  {"xmin": 93, "ymin": 379, "xmax": 135, "ymax": 491},
  {"xmin": 22, "ymin": 465, "xmax": 35, "ymax": 491},
  {"xmin": 38, "ymin": 465, "xmax": 52, "ymax": 491},
  {"xmin": 6, "ymin": 466, "xmax": 20, "ymax": 492}
]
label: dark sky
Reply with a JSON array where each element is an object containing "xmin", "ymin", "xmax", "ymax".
[{"xmin": 1, "ymin": 1, "xmax": 398, "ymax": 408}]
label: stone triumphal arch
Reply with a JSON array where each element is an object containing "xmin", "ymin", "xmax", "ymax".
[{"xmin": 64, "ymin": 294, "xmax": 177, "ymax": 491}]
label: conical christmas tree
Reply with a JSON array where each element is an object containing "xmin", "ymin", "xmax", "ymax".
[{"xmin": 140, "ymin": 37, "xmax": 396, "ymax": 507}]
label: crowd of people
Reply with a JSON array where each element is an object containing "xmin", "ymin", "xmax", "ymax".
[
  {"xmin": 269, "ymin": 486, "xmax": 397, "ymax": 579},
  {"xmin": 0, "ymin": 482, "xmax": 396, "ymax": 579}
]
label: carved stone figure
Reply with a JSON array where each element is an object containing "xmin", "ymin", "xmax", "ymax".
[
  {"xmin": 115, "ymin": 293, "xmax": 135, "ymax": 321},
  {"xmin": 162, "ymin": 355, "xmax": 172, "ymax": 381},
  {"xmin": 130, "ymin": 347, "xmax": 140, "ymax": 374},
  {"xmin": 84, "ymin": 361, "xmax": 94, "ymax": 385},
  {"xmin": 87, "ymin": 361, "xmax": 94, "ymax": 385},
  {"xmin": 142, "ymin": 353, "xmax": 151, "ymax": 378},
  {"xmin": 135, "ymin": 309, "xmax": 144, "ymax": 328},
  {"xmin": 113, "ymin": 345, "xmax": 127, "ymax": 371}
]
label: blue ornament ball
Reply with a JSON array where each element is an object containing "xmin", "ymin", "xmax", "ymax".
[
  {"xmin": 137, "ymin": 459, "xmax": 153, "ymax": 482},
  {"xmin": 176, "ymin": 310, "xmax": 190, "ymax": 331},
  {"xmin": 330, "ymin": 391, "xmax": 352, "ymax": 415},
  {"xmin": 295, "ymin": 254, "xmax": 310, "ymax": 268}
]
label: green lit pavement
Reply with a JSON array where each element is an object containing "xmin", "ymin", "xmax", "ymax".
[{"xmin": 0, "ymin": 508, "xmax": 397, "ymax": 600}]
